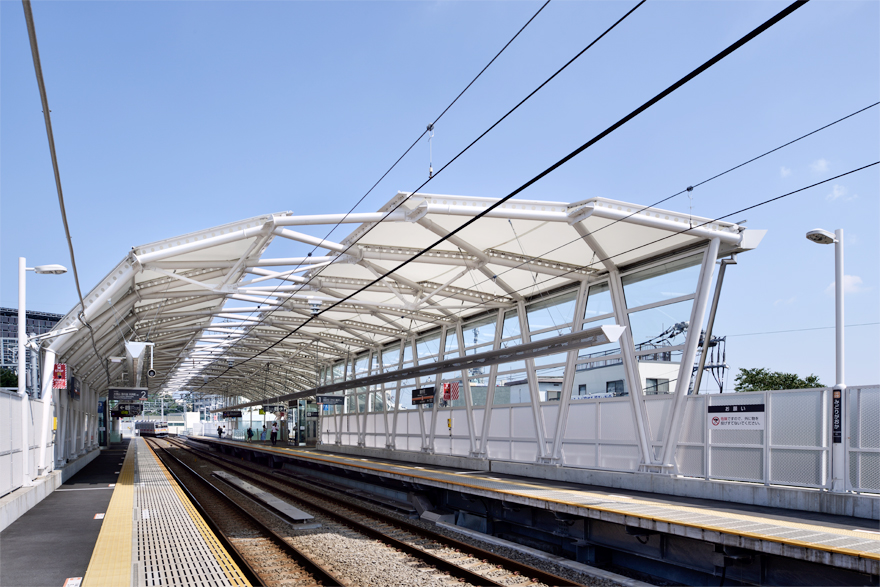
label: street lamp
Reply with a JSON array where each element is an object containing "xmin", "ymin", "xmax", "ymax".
[
  {"xmin": 18, "ymin": 258, "xmax": 67, "ymax": 487},
  {"xmin": 805, "ymin": 229, "xmax": 845, "ymax": 491}
]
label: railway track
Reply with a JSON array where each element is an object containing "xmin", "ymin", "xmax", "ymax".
[
  {"xmin": 162, "ymin": 436, "xmax": 584, "ymax": 587},
  {"xmin": 146, "ymin": 438, "xmax": 341, "ymax": 586}
]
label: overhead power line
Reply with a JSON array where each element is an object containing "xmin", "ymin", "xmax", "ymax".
[
  {"xmin": 443, "ymin": 160, "xmax": 879, "ymax": 320},
  {"xmin": 21, "ymin": 0, "xmax": 111, "ymax": 385},
  {"xmin": 188, "ymin": 0, "xmax": 643, "ymax": 393},
  {"xmin": 194, "ymin": 0, "xmax": 806, "ymax": 393},
  {"xmin": 727, "ymin": 323, "xmax": 879, "ymax": 337},
  {"xmin": 180, "ymin": 1, "xmax": 553, "ymax": 393},
  {"xmin": 442, "ymin": 100, "xmax": 880, "ymax": 299}
]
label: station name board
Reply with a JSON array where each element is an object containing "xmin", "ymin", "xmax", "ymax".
[
  {"xmin": 316, "ymin": 395, "xmax": 344, "ymax": 405},
  {"xmin": 411, "ymin": 387, "xmax": 435, "ymax": 405},
  {"xmin": 108, "ymin": 387, "xmax": 148, "ymax": 401}
]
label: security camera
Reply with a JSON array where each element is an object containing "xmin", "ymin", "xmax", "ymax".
[{"xmin": 147, "ymin": 369, "xmax": 157, "ymax": 378}]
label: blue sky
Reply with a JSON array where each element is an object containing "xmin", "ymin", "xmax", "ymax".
[{"xmin": 2, "ymin": 1, "xmax": 878, "ymax": 387}]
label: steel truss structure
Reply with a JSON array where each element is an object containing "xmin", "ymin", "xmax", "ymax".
[{"xmin": 42, "ymin": 192, "xmax": 765, "ymax": 470}]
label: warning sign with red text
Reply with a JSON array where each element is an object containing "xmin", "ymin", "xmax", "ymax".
[
  {"xmin": 53, "ymin": 363, "xmax": 68, "ymax": 389},
  {"xmin": 708, "ymin": 404, "xmax": 764, "ymax": 430}
]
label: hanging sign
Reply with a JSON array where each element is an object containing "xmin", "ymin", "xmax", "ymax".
[
  {"xmin": 307, "ymin": 410, "xmax": 319, "ymax": 418},
  {"xmin": 412, "ymin": 387, "xmax": 435, "ymax": 405},
  {"xmin": 708, "ymin": 404, "xmax": 765, "ymax": 430},
  {"xmin": 316, "ymin": 395, "xmax": 344, "ymax": 405},
  {"xmin": 53, "ymin": 364, "xmax": 68, "ymax": 389},
  {"xmin": 108, "ymin": 387, "xmax": 148, "ymax": 401},
  {"xmin": 117, "ymin": 403, "xmax": 143, "ymax": 416},
  {"xmin": 222, "ymin": 410, "xmax": 243, "ymax": 418},
  {"xmin": 69, "ymin": 376, "xmax": 81, "ymax": 400}
]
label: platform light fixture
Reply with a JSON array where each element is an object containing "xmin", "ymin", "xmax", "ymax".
[
  {"xmin": 18, "ymin": 257, "xmax": 67, "ymax": 488},
  {"xmin": 805, "ymin": 227, "xmax": 845, "ymax": 491}
]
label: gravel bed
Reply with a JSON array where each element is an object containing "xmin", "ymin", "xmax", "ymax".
[
  {"xmin": 167, "ymin": 441, "xmax": 467, "ymax": 587},
  {"xmin": 171, "ymin": 440, "xmax": 651, "ymax": 587}
]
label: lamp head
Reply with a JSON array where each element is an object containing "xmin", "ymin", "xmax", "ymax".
[
  {"xmin": 806, "ymin": 229, "xmax": 836, "ymax": 245},
  {"xmin": 33, "ymin": 264, "xmax": 68, "ymax": 275}
]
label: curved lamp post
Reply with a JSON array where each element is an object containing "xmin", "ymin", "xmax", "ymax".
[
  {"xmin": 805, "ymin": 229, "xmax": 846, "ymax": 491},
  {"xmin": 18, "ymin": 258, "xmax": 67, "ymax": 487}
]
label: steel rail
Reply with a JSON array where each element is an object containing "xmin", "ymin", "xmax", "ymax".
[
  {"xmin": 147, "ymin": 438, "xmax": 343, "ymax": 587},
  {"xmin": 170, "ymin": 437, "xmax": 583, "ymax": 587}
]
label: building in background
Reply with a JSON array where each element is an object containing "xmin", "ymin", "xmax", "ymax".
[{"xmin": 0, "ymin": 307, "xmax": 64, "ymax": 392}]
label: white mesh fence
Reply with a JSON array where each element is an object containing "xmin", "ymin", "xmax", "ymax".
[{"xmin": 848, "ymin": 385, "xmax": 880, "ymax": 493}]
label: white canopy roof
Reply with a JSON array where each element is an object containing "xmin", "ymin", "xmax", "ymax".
[{"xmin": 46, "ymin": 192, "xmax": 764, "ymax": 402}]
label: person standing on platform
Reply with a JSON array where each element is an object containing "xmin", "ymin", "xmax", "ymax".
[
  {"xmin": 261, "ymin": 425, "xmax": 267, "ymax": 441},
  {"xmin": 217, "ymin": 425, "xmax": 223, "ymax": 438},
  {"xmin": 271, "ymin": 421, "xmax": 278, "ymax": 446},
  {"xmin": 246, "ymin": 427, "xmax": 254, "ymax": 443}
]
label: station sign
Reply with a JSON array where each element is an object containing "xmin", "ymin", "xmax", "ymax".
[
  {"xmin": 411, "ymin": 387, "xmax": 435, "ymax": 405},
  {"xmin": 222, "ymin": 410, "xmax": 243, "ymax": 418},
  {"xmin": 708, "ymin": 404, "xmax": 765, "ymax": 430},
  {"xmin": 316, "ymin": 395, "xmax": 344, "ymax": 405},
  {"xmin": 307, "ymin": 410, "xmax": 319, "ymax": 418},
  {"xmin": 263, "ymin": 405, "xmax": 284, "ymax": 412},
  {"xmin": 832, "ymin": 390, "xmax": 842, "ymax": 443},
  {"xmin": 108, "ymin": 387, "xmax": 148, "ymax": 401}
]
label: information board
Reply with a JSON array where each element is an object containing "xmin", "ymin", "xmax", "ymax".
[
  {"xmin": 108, "ymin": 387, "xmax": 148, "ymax": 401},
  {"xmin": 222, "ymin": 410, "xmax": 243, "ymax": 418},
  {"xmin": 316, "ymin": 395, "xmax": 344, "ymax": 405},
  {"xmin": 117, "ymin": 403, "xmax": 143, "ymax": 416},
  {"xmin": 412, "ymin": 387, "xmax": 435, "ymax": 405},
  {"xmin": 708, "ymin": 404, "xmax": 765, "ymax": 430}
]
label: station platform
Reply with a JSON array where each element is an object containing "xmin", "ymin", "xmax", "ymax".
[
  {"xmin": 192, "ymin": 435, "xmax": 880, "ymax": 577},
  {"xmin": 0, "ymin": 437, "xmax": 249, "ymax": 587}
]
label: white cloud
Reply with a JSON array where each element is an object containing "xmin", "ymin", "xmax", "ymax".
[
  {"xmin": 780, "ymin": 166, "xmax": 791, "ymax": 178},
  {"xmin": 773, "ymin": 297, "xmax": 796, "ymax": 306},
  {"xmin": 811, "ymin": 159, "xmax": 830, "ymax": 173},
  {"xmin": 826, "ymin": 184, "xmax": 857, "ymax": 202},
  {"xmin": 825, "ymin": 275, "xmax": 870, "ymax": 295}
]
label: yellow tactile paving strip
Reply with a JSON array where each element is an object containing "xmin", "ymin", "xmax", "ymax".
[
  {"xmin": 83, "ymin": 442, "xmax": 135, "ymax": 587},
  {"xmin": 199, "ymin": 437, "xmax": 880, "ymax": 563},
  {"xmin": 143, "ymin": 439, "xmax": 250, "ymax": 587}
]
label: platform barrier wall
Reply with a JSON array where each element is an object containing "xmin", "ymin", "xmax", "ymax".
[
  {"xmin": 0, "ymin": 390, "xmax": 52, "ymax": 498},
  {"xmin": 320, "ymin": 385, "xmax": 880, "ymax": 493}
]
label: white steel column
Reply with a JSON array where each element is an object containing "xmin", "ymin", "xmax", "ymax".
[
  {"xmin": 335, "ymin": 359, "xmax": 347, "ymax": 445},
  {"xmin": 550, "ymin": 280, "xmax": 590, "ymax": 462},
  {"xmin": 608, "ymin": 270, "xmax": 654, "ymax": 467},
  {"xmin": 660, "ymin": 238, "xmax": 721, "ymax": 470},
  {"xmin": 38, "ymin": 348, "xmax": 56, "ymax": 475},
  {"xmin": 454, "ymin": 324, "xmax": 478, "ymax": 455},
  {"xmin": 358, "ymin": 351, "xmax": 374, "ymax": 447},
  {"xmin": 515, "ymin": 301, "xmax": 549, "ymax": 460},
  {"xmin": 426, "ymin": 327, "xmax": 448, "ymax": 453},
  {"xmin": 388, "ymin": 341, "xmax": 405, "ymax": 449},
  {"xmin": 477, "ymin": 309, "xmax": 505, "ymax": 458},
  {"xmin": 412, "ymin": 339, "xmax": 429, "ymax": 450}
]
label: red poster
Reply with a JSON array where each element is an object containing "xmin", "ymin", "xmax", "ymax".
[{"xmin": 53, "ymin": 363, "xmax": 68, "ymax": 389}]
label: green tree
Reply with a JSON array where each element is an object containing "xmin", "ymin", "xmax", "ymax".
[
  {"xmin": 734, "ymin": 367, "xmax": 824, "ymax": 392},
  {"xmin": 0, "ymin": 368, "xmax": 17, "ymax": 388}
]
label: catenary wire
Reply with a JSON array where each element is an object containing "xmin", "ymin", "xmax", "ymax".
[
  {"xmin": 434, "ymin": 100, "xmax": 880, "ymax": 299},
  {"xmin": 21, "ymin": 0, "xmax": 112, "ymax": 386},
  {"xmin": 186, "ymin": 0, "xmax": 643, "ymax": 394},
  {"xmin": 180, "ymin": 1, "xmax": 554, "ymax": 395},
  {"xmin": 193, "ymin": 0, "xmax": 805, "ymax": 394},
  {"xmin": 438, "ymin": 161, "xmax": 879, "ymax": 322},
  {"xmin": 727, "ymin": 322, "xmax": 879, "ymax": 337}
]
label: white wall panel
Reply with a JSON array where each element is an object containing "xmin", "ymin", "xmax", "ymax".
[
  {"xmin": 561, "ymin": 443, "xmax": 597, "ymax": 467},
  {"xmin": 511, "ymin": 441, "xmax": 538, "ymax": 462},
  {"xmin": 486, "ymin": 440, "xmax": 510, "ymax": 460},
  {"xmin": 511, "ymin": 407, "xmax": 536, "ymax": 439},
  {"xmin": 488, "ymin": 407, "xmax": 510, "ymax": 437},
  {"xmin": 644, "ymin": 396, "xmax": 673, "ymax": 442},
  {"xmin": 598, "ymin": 444, "xmax": 640, "ymax": 470},
  {"xmin": 598, "ymin": 400, "xmax": 636, "ymax": 442},
  {"xmin": 564, "ymin": 402, "xmax": 597, "ymax": 440}
]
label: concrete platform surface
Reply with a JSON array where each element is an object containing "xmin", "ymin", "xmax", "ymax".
[{"xmin": 0, "ymin": 441, "xmax": 128, "ymax": 587}]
